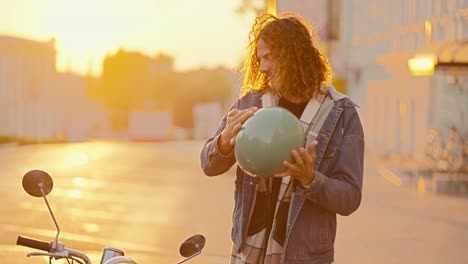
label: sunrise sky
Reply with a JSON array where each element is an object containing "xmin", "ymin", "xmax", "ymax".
[{"xmin": 0, "ymin": 0, "xmax": 260, "ymax": 76}]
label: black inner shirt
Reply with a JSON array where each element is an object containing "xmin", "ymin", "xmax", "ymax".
[{"xmin": 247, "ymin": 96, "xmax": 308, "ymax": 243}]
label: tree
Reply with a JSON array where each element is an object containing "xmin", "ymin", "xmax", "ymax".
[
  {"xmin": 171, "ymin": 68, "xmax": 233, "ymax": 128},
  {"xmin": 99, "ymin": 49, "xmax": 176, "ymax": 130}
]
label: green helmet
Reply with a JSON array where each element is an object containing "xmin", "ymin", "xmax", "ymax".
[{"xmin": 235, "ymin": 107, "xmax": 304, "ymax": 178}]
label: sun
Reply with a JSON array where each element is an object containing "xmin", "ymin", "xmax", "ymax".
[
  {"xmin": 44, "ymin": 0, "xmax": 122, "ymax": 75},
  {"xmin": 1, "ymin": 0, "xmax": 254, "ymax": 75}
]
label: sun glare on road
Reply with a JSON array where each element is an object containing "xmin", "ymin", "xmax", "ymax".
[
  {"xmin": 73, "ymin": 177, "xmax": 86, "ymax": 187},
  {"xmin": 68, "ymin": 190, "xmax": 82, "ymax": 199},
  {"xmin": 58, "ymin": 142, "xmax": 118, "ymax": 168},
  {"xmin": 83, "ymin": 223, "xmax": 100, "ymax": 233},
  {"xmin": 73, "ymin": 153, "xmax": 89, "ymax": 166}
]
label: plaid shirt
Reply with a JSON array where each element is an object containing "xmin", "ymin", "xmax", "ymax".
[{"xmin": 230, "ymin": 176, "xmax": 291, "ymax": 264}]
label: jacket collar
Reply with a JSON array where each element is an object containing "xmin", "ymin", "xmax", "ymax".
[
  {"xmin": 260, "ymin": 83, "xmax": 349, "ymax": 124},
  {"xmin": 325, "ymin": 84, "xmax": 348, "ymax": 102}
]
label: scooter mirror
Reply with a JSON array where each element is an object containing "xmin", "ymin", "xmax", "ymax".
[
  {"xmin": 179, "ymin": 234, "xmax": 206, "ymax": 258},
  {"xmin": 22, "ymin": 170, "xmax": 53, "ymax": 197}
]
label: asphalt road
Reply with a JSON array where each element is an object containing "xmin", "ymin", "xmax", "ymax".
[{"xmin": 0, "ymin": 141, "xmax": 467, "ymax": 263}]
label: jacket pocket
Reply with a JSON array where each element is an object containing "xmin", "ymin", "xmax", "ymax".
[{"xmin": 287, "ymin": 202, "xmax": 335, "ymax": 257}]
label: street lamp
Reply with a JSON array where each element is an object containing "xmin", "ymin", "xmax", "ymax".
[{"xmin": 407, "ymin": 54, "xmax": 436, "ymax": 76}]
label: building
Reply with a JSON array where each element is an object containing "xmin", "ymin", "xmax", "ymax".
[
  {"xmin": 99, "ymin": 49, "xmax": 176, "ymax": 139},
  {"xmin": 0, "ymin": 36, "xmax": 59, "ymax": 141},
  {"xmin": 346, "ymin": 0, "xmax": 468, "ymax": 161},
  {"xmin": 56, "ymin": 73, "xmax": 110, "ymax": 142},
  {"xmin": 272, "ymin": 0, "xmax": 468, "ymax": 163},
  {"xmin": 0, "ymin": 35, "xmax": 112, "ymax": 143}
]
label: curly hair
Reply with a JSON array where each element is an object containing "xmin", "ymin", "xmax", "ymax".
[{"xmin": 240, "ymin": 13, "xmax": 333, "ymax": 101}]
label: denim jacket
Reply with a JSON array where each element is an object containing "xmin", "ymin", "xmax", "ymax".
[{"xmin": 200, "ymin": 86, "xmax": 365, "ymax": 264}]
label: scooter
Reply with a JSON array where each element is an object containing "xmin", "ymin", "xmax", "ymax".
[{"xmin": 16, "ymin": 170, "xmax": 206, "ymax": 264}]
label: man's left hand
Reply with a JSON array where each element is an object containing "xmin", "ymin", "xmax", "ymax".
[{"xmin": 274, "ymin": 141, "xmax": 318, "ymax": 187}]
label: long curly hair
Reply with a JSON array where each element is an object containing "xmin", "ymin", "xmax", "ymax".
[{"xmin": 240, "ymin": 13, "xmax": 333, "ymax": 101}]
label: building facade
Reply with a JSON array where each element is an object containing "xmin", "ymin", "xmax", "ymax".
[
  {"xmin": 0, "ymin": 36, "xmax": 59, "ymax": 141},
  {"xmin": 273, "ymin": 0, "xmax": 468, "ymax": 162},
  {"xmin": 56, "ymin": 73, "xmax": 110, "ymax": 142},
  {"xmin": 347, "ymin": 0, "xmax": 468, "ymax": 161},
  {"xmin": 0, "ymin": 35, "xmax": 110, "ymax": 142}
]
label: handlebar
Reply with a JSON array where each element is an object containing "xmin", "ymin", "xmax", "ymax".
[
  {"xmin": 17, "ymin": 236, "xmax": 52, "ymax": 252},
  {"xmin": 17, "ymin": 235, "xmax": 93, "ymax": 264},
  {"xmin": 18, "ymin": 170, "xmax": 143, "ymax": 264}
]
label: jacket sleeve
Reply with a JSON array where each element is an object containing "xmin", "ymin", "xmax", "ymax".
[
  {"xmin": 200, "ymin": 99, "xmax": 241, "ymax": 176},
  {"xmin": 299, "ymin": 107, "xmax": 365, "ymax": 216}
]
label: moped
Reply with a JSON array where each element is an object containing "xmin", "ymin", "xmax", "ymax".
[{"xmin": 16, "ymin": 170, "xmax": 206, "ymax": 264}]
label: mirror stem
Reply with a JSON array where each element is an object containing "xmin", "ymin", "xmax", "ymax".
[
  {"xmin": 40, "ymin": 183, "xmax": 61, "ymax": 247},
  {"xmin": 176, "ymin": 252, "xmax": 201, "ymax": 264}
]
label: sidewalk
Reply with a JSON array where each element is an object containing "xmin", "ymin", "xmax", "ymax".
[
  {"xmin": 369, "ymin": 151, "xmax": 468, "ymax": 199},
  {"xmin": 366, "ymin": 150, "xmax": 426, "ymax": 171},
  {"xmin": 337, "ymin": 153, "xmax": 468, "ymax": 264}
]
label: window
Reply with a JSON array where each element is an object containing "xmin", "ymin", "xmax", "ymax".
[
  {"xmin": 440, "ymin": 0, "xmax": 449, "ymax": 15},
  {"xmin": 434, "ymin": 22, "xmax": 447, "ymax": 41},
  {"xmin": 433, "ymin": 0, "xmax": 439, "ymax": 17},
  {"xmin": 328, "ymin": 0, "xmax": 341, "ymax": 40},
  {"xmin": 415, "ymin": 0, "xmax": 422, "ymax": 21},
  {"xmin": 456, "ymin": 0, "xmax": 466, "ymax": 8},
  {"xmin": 409, "ymin": 0, "xmax": 416, "ymax": 23},
  {"xmin": 463, "ymin": 17, "xmax": 468, "ymax": 38},
  {"xmin": 414, "ymin": 33, "xmax": 420, "ymax": 50}
]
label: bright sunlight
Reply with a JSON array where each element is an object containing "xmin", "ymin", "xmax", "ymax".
[{"xmin": 0, "ymin": 0, "xmax": 256, "ymax": 75}]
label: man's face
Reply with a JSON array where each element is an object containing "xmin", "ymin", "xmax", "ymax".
[{"xmin": 257, "ymin": 38, "xmax": 277, "ymax": 89}]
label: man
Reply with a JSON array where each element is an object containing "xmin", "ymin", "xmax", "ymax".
[{"xmin": 200, "ymin": 12, "xmax": 364, "ymax": 264}]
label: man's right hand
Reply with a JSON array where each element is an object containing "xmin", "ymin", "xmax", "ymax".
[{"xmin": 218, "ymin": 107, "xmax": 258, "ymax": 155}]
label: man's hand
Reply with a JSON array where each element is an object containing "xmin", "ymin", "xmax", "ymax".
[
  {"xmin": 218, "ymin": 107, "xmax": 258, "ymax": 155},
  {"xmin": 274, "ymin": 141, "xmax": 318, "ymax": 187}
]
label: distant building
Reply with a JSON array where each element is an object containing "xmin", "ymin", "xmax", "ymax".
[
  {"xmin": 56, "ymin": 73, "xmax": 110, "ymax": 142},
  {"xmin": 0, "ymin": 36, "xmax": 59, "ymax": 141},
  {"xmin": 191, "ymin": 66, "xmax": 237, "ymax": 140},
  {"xmin": 100, "ymin": 49, "xmax": 177, "ymax": 140},
  {"xmin": 151, "ymin": 53, "xmax": 174, "ymax": 76},
  {"xmin": 217, "ymin": 66, "xmax": 242, "ymax": 111},
  {"xmin": 128, "ymin": 111, "xmax": 172, "ymax": 141},
  {"xmin": 345, "ymin": 0, "xmax": 468, "ymax": 160},
  {"xmin": 192, "ymin": 102, "xmax": 223, "ymax": 140},
  {"xmin": 273, "ymin": 0, "xmax": 468, "ymax": 162}
]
